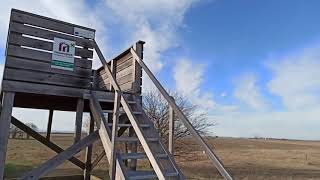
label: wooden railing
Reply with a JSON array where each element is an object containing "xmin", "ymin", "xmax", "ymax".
[
  {"xmin": 93, "ymin": 41, "xmax": 166, "ymax": 180},
  {"xmin": 130, "ymin": 48, "xmax": 234, "ymax": 180}
]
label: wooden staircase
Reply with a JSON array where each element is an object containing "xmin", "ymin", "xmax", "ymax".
[
  {"xmin": 89, "ymin": 40, "xmax": 233, "ymax": 180},
  {"xmin": 90, "ymin": 93, "xmax": 183, "ymax": 179}
]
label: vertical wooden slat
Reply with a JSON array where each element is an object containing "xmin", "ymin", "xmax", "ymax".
[
  {"xmin": 0, "ymin": 92, "xmax": 15, "ymax": 179},
  {"xmin": 132, "ymin": 42, "xmax": 144, "ymax": 95},
  {"xmin": 84, "ymin": 113, "xmax": 95, "ymax": 180},
  {"xmin": 110, "ymin": 90, "xmax": 121, "ymax": 180},
  {"xmin": 169, "ymin": 96, "xmax": 175, "ymax": 155},
  {"xmin": 110, "ymin": 60, "xmax": 116, "ymax": 91},
  {"xmin": 46, "ymin": 109, "xmax": 54, "ymax": 140},
  {"xmin": 74, "ymin": 98, "xmax": 84, "ymax": 143}
]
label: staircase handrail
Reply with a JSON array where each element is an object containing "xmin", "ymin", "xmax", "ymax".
[
  {"xmin": 93, "ymin": 40, "xmax": 166, "ymax": 180},
  {"xmin": 130, "ymin": 48, "xmax": 234, "ymax": 180}
]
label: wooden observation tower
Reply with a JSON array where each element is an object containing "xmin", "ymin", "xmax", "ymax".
[{"xmin": 0, "ymin": 9, "xmax": 233, "ymax": 180}]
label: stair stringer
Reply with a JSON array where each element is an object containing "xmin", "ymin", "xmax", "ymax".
[
  {"xmin": 89, "ymin": 94, "xmax": 128, "ymax": 179},
  {"xmin": 132, "ymin": 96, "xmax": 185, "ymax": 180}
]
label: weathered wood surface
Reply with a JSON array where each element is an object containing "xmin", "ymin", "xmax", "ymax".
[
  {"xmin": 0, "ymin": 92, "xmax": 15, "ymax": 180},
  {"xmin": 2, "ymin": 9, "xmax": 95, "ymax": 97},
  {"xmin": 89, "ymin": 93, "xmax": 127, "ymax": 180},
  {"xmin": 20, "ymin": 131, "xmax": 99, "ymax": 180},
  {"xmin": 74, "ymin": 99, "xmax": 84, "ymax": 143},
  {"xmin": 3, "ymin": 68, "xmax": 91, "ymax": 88},
  {"xmin": 2, "ymin": 80, "xmax": 88, "ymax": 98},
  {"xmin": 5, "ymin": 56, "xmax": 91, "ymax": 78},
  {"xmin": 8, "ymin": 33, "xmax": 93, "ymax": 58},
  {"xmin": 6, "ymin": 45, "xmax": 92, "ymax": 69},
  {"xmin": 84, "ymin": 114, "xmax": 95, "ymax": 180},
  {"xmin": 11, "ymin": 117, "xmax": 85, "ymax": 169},
  {"xmin": 131, "ymin": 48, "xmax": 234, "ymax": 180},
  {"xmin": 10, "ymin": 22, "xmax": 95, "ymax": 48},
  {"xmin": 110, "ymin": 91, "xmax": 121, "ymax": 180},
  {"xmin": 11, "ymin": 9, "xmax": 95, "ymax": 40},
  {"xmin": 94, "ymin": 41, "xmax": 166, "ymax": 180},
  {"xmin": 95, "ymin": 45, "xmax": 141, "ymax": 93},
  {"xmin": 46, "ymin": 109, "xmax": 54, "ymax": 140},
  {"xmin": 132, "ymin": 42, "xmax": 143, "ymax": 94}
]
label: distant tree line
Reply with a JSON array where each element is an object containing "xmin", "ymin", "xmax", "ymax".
[{"xmin": 9, "ymin": 123, "xmax": 38, "ymax": 139}]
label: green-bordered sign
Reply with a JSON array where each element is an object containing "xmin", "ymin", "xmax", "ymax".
[{"xmin": 51, "ymin": 37, "xmax": 75, "ymax": 71}]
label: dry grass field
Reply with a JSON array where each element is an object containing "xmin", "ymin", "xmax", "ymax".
[{"xmin": 4, "ymin": 135, "xmax": 320, "ymax": 179}]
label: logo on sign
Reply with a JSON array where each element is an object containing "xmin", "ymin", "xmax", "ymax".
[{"xmin": 59, "ymin": 42, "xmax": 70, "ymax": 52}]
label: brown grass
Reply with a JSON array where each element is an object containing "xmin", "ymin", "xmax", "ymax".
[{"xmin": 5, "ymin": 135, "xmax": 320, "ymax": 179}]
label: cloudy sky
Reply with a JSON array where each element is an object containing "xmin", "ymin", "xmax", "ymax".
[{"xmin": 1, "ymin": 0, "xmax": 320, "ymax": 140}]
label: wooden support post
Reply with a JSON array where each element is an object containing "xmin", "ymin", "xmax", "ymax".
[
  {"xmin": 168, "ymin": 96, "xmax": 175, "ymax": 155},
  {"xmin": 109, "ymin": 59, "xmax": 116, "ymax": 91},
  {"xmin": 132, "ymin": 41, "xmax": 144, "ymax": 95},
  {"xmin": 0, "ymin": 92, "xmax": 15, "ymax": 180},
  {"xmin": 75, "ymin": 98, "xmax": 84, "ymax": 143},
  {"xmin": 46, "ymin": 109, "xmax": 53, "ymax": 140},
  {"xmin": 110, "ymin": 90, "xmax": 121, "ymax": 180},
  {"xmin": 84, "ymin": 113, "xmax": 94, "ymax": 180}
]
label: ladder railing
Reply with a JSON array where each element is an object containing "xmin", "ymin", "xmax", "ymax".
[
  {"xmin": 93, "ymin": 41, "xmax": 166, "ymax": 180},
  {"xmin": 130, "ymin": 48, "xmax": 234, "ymax": 180},
  {"xmin": 110, "ymin": 90, "xmax": 121, "ymax": 180}
]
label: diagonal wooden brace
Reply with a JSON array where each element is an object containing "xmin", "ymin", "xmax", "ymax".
[
  {"xmin": 10, "ymin": 117, "xmax": 86, "ymax": 169},
  {"xmin": 20, "ymin": 131, "xmax": 99, "ymax": 180}
]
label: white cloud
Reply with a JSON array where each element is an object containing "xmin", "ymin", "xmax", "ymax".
[
  {"xmin": 233, "ymin": 73, "xmax": 268, "ymax": 111},
  {"xmin": 267, "ymin": 46, "xmax": 320, "ymax": 110},
  {"xmin": 105, "ymin": 0, "xmax": 199, "ymax": 87},
  {"xmin": 174, "ymin": 59, "xmax": 215, "ymax": 109}
]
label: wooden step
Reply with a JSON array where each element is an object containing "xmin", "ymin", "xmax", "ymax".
[
  {"xmin": 127, "ymin": 170, "xmax": 179, "ymax": 180},
  {"xmin": 121, "ymin": 153, "xmax": 167, "ymax": 160},
  {"xmin": 117, "ymin": 137, "xmax": 159, "ymax": 142},
  {"xmin": 107, "ymin": 123, "xmax": 151, "ymax": 128},
  {"xmin": 103, "ymin": 110, "xmax": 142, "ymax": 115}
]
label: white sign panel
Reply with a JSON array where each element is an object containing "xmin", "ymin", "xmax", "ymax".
[
  {"xmin": 74, "ymin": 27, "xmax": 95, "ymax": 39},
  {"xmin": 51, "ymin": 37, "xmax": 75, "ymax": 71}
]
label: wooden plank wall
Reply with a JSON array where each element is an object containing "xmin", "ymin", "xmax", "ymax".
[
  {"xmin": 2, "ymin": 9, "xmax": 95, "ymax": 98},
  {"xmin": 95, "ymin": 42, "xmax": 143, "ymax": 94}
]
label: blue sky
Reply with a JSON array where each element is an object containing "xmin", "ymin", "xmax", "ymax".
[{"xmin": 1, "ymin": 0, "xmax": 320, "ymax": 140}]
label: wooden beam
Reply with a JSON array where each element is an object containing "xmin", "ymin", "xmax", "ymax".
[
  {"xmin": 11, "ymin": 117, "xmax": 85, "ymax": 169},
  {"xmin": 84, "ymin": 113, "xmax": 95, "ymax": 180},
  {"xmin": 109, "ymin": 59, "xmax": 115, "ymax": 91},
  {"xmin": 74, "ymin": 98, "xmax": 84, "ymax": 143},
  {"xmin": 168, "ymin": 96, "xmax": 175, "ymax": 155},
  {"xmin": 0, "ymin": 92, "xmax": 15, "ymax": 179},
  {"xmin": 110, "ymin": 91, "xmax": 121, "ymax": 180},
  {"xmin": 20, "ymin": 131, "xmax": 99, "ymax": 180},
  {"xmin": 46, "ymin": 109, "xmax": 54, "ymax": 140},
  {"xmin": 131, "ymin": 48, "xmax": 234, "ymax": 180}
]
